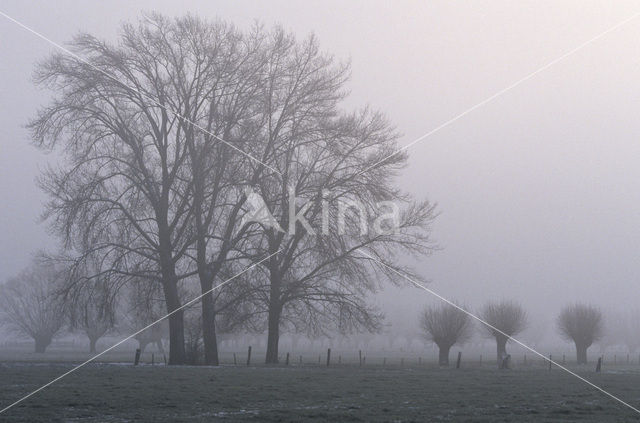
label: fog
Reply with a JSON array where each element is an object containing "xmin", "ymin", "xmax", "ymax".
[{"xmin": 2, "ymin": 0, "xmax": 640, "ymax": 343}]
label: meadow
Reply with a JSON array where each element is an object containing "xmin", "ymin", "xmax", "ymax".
[{"xmin": 1, "ymin": 344, "xmax": 639, "ymax": 422}]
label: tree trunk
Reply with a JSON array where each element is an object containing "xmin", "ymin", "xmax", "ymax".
[
  {"xmin": 576, "ymin": 342, "xmax": 588, "ymax": 364},
  {"xmin": 34, "ymin": 336, "xmax": 51, "ymax": 353},
  {"xmin": 438, "ymin": 344, "xmax": 451, "ymax": 366},
  {"xmin": 161, "ymin": 278, "xmax": 185, "ymax": 365},
  {"xmin": 265, "ymin": 305, "xmax": 282, "ymax": 364},
  {"xmin": 496, "ymin": 335, "xmax": 508, "ymax": 363},
  {"xmin": 158, "ymin": 197, "xmax": 186, "ymax": 365},
  {"xmin": 265, "ymin": 264, "xmax": 282, "ymax": 364},
  {"xmin": 191, "ymin": 143, "xmax": 227, "ymax": 367},
  {"xmin": 200, "ymin": 286, "xmax": 219, "ymax": 365},
  {"xmin": 89, "ymin": 337, "xmax": 98, "ymax": 354}
]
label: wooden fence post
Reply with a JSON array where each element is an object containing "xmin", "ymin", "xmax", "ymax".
[
  {"xmin": 456, "ymin": 351, "xmax": 462, "ymax": 369},
  {"xmin": 233, "ymin": 353, "xmax": 237, "ymax": 365},
  {"xmin": 286, "ymin": 352, "xmax": 290, "ymax": 366},
  {"xmin": 359, "ymin": 350, "xmax": 362, "ymax": 367},
  {"xmin": 246, "ymin": 346, "xmax": 252, "ymax": 366},
  {"xmin": 151, "ymin": 353, "xmax": 154, "ymax": 366},
  {"xmin": 548, "ymin": 354, "xmax": 552, "ymax": 371},
  {"xmin": 134, "ymin": 348, "xmax": 141, "ymax": 366},
  {"xmin": 596, "ymin": 356, "xmax": 602, "ymax": 373},
  {"xmin": 326, "ymin": 348, "xmax": 331, "ymax": 367}
]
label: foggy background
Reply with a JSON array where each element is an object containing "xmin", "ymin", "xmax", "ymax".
[{"xmin": 2, "ymin": 0, "xmax": 640, "ymax": 341}]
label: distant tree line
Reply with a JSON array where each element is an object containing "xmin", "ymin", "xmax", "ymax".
[{"xmin": 419, "ymin": 300, "xmax": 605, "ymax": 366}]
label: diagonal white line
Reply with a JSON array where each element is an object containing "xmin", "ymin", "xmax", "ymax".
[
  {"xmin": 359, "ymin": 251, "xmax": 640, "ymax": 416},
  {"xmin": 0, "ymin": 10, "xmax": 281, "ymax": 176},
  {"xmin": 360, "ymin": 11, "xmax": 640, "ymax": 176},
  {"xmin": 0, "ymin": 250, "xmax": 281, "ymax": 415}
]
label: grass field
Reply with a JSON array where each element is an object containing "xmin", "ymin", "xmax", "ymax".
[{"xmin": 1, "ymin": 360, "xmax": 640, "ymax": 422}]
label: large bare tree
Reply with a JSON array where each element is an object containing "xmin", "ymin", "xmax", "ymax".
[
  {"xmin": 557, "ymin": 303, "xmax": 603, "ymax": 364},
  {"xmin": 29, "ymin": 14, "xmax": 297, "ymax": 366},
  {"xmin": 177, "ymin": 20, "xmax": 275, "ymax": 365},
  {"xmin": 29, "ymin": 14, "xmax": 437, "ymax": 366},
  {"xmin": 240, "ymin": 29, "xmax": 437, "ymax": 363},
  {"xmin": 420, "ymin": 303, "xmax": 472, "ymax": 366},
  {"xmin": 0, "ymin": 263, "xmax": 66, "ymax": 353},
  {"xmin": 481, "ymin": 300, "xmax": 527, "ymax": 363},
  {"xmin": 28, "ymin": 14, "xmax": 261, "ymax": 364}
]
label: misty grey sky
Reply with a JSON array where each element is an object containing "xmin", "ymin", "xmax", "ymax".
[{"xmin": 1, "ymin": 0, "xmax": 640, "ymax": 326}]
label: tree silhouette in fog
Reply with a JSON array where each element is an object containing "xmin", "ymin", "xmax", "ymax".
[
  {"xmin": 420, "ymin": 303, "xmax": 472, "ymax": 366},
  {"xmin": 557, "ymin": 303, "xmax": 603, "ymax": 364},
  {"xmin": 0, "ymin": 262, "xmax": 65, "ymax": 353},
  {"xmin": 481, "ymin": 300, "xmax": 527, "ymax": 363}
]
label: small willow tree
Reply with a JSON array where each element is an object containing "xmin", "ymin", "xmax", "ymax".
[
  {"xmin": 557, "ymin": 303, "xmax": 603, "ymax": 364},
  {"xmin": 64, "ymin": 258, "xmax": 118, "ymax": 354},
  {"xmin": 420, "ymin": 303, "xmax": 472, "ymax": 366},
  {"xmin": 0, "ymin": 263, "xmax": 66, "ymax": 353},
  {"xmin": 481, "ymin": 300, "xmax": 527, "ymax": 363}
]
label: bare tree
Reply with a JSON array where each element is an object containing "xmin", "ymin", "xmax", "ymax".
[
  {"xmin": 29, "ymin": 14, "xmax": 290, "ymax": 366},
  {"xmin": 177, "ymin": 19, "xmax": 273, "ymax": 366},
  {"xmin": 0, "ymin": 263, "xmax": 66, "ymax": 353},
  {"xmin": 481, "ymin": 300, "xmax": 527, "ymax": 363},
  {"xmin": 557, "ymin": 303, "xmax": 603, "ymax": 364},
  {"xmin": 63, "ymin": 258, "xmax": 118, "ymax": 353},
  {"xmin": 244, "ymin": 28, "xmax": 437, "ymax": 363},
  {"xmin": 29, "ymin": 13, "xmax": 436, "ymax": 366},
  {"xmin": 29, "ymin": 14, "xmax": 244, "ymax": 364},
  {"xmin": 69, "ymin": 282, "xmax": 116, "ymax": 354},
  {"xmin": 113, "ymin": 15, "xmax": 272, "ymax": 365},
  {"xmin": 420, "ymin": 304, "xmax": 472, "ymax": 366}
]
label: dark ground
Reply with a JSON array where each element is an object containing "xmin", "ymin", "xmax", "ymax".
[{"xmin": 1, "ymin": 363, "xmax": 639, "ymax": 422}]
